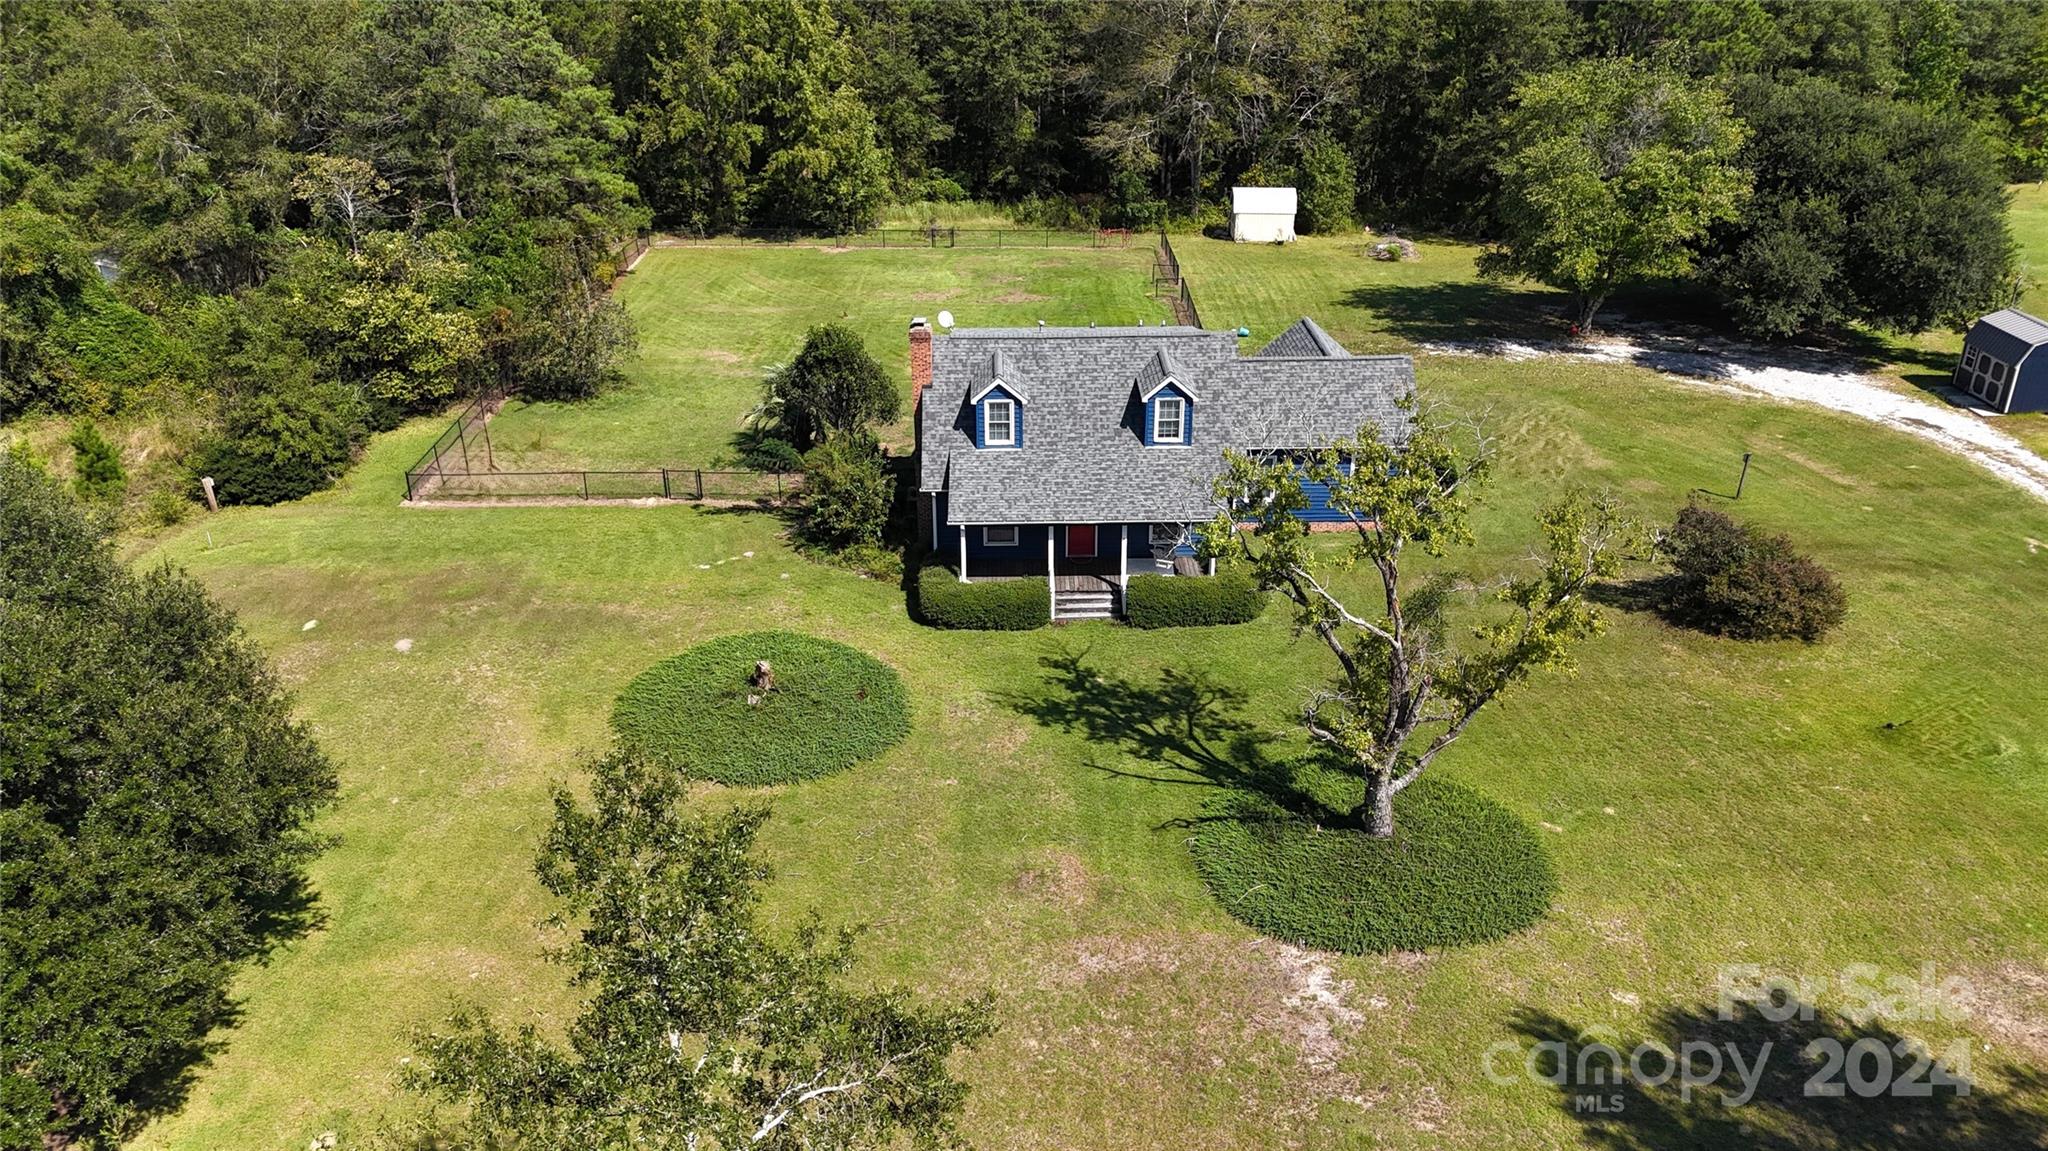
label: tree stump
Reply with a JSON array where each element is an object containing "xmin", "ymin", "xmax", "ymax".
[{"xmin": 751, "ymin": 659, "xmax": 774, "ymax": 694}]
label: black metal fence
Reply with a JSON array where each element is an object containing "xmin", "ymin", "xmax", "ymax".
[
  {"xmin": 607, "ymin": 233, "xmax": 652, "ymax": 275},
  {"xmin": 1154, "ymin": 232, "xmax": 1183, "ymax": 291},
  {"xmin": 1154, "ymin": 232, "xmax": 1203, "ymax": 327},
  {"xmin": 402, "ymin": 389, "xmax": 799, "ymax": 504},
  {"xmin": 403, "ymin": 388, "xmax": 501, "ymax": 500},
  {"xmin": 412, "ymin": 467, "xmax": 800, "ymax": 502},
  {"xmin": 661, "ymin": 226, "xmax": 1134, "ymax": 249}
]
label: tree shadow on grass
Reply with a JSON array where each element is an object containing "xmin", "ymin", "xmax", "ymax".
[
  {"xmin": 1585, "ymin": 574, "xmax": 1683, "ymax": 619},
  {"xmin": 997, "ymin": 642, "xmax": 1332, "ymax": 823},
  {"xmin": 110, "ymin": 875, "xmax": 326, "ymax": 1141},
  {"xmin": 1511, "ymin": 995, "xmax": 2048, "ymax": 1151},
  {"xmin": 1342, "ymin": 280, "xmax": 1568, "ymax": 346}
]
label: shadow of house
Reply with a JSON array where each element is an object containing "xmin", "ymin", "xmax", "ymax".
[
  {"xmin": 997, "ymin": 643, "xmax": 1330, "ymax": 822},
  {"xmin": 1510, "ymin": 997, "xmax": 2048, "ymax": 1151}
]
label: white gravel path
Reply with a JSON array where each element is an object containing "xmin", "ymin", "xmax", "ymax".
[{"xmin": 1419, "ymin": 333, "xmax": 2048, "ymax": 504}]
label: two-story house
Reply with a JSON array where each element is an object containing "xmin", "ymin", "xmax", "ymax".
[{"xmin": 911, "ymin": 316, "xmax": 1416, "ymax": 619}]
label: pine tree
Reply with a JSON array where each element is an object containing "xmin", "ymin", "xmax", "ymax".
[{"xmin": 65, "ymin": 420, "xmax": 123, "ymax": 503}]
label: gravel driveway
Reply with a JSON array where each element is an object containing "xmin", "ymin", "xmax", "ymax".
[{"xmin": 1421, "ymin": 332, "xmax": 2048, "ymax": 504}]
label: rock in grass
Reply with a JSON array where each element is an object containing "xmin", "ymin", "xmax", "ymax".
[{"xmin": 611, "ymin": 631, "xmax": 909, "ymax": 787}]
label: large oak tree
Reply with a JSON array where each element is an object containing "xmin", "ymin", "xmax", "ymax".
[{"xmin": 1481, "ymin": 58, "xmax": 1750, "ymax": 331}]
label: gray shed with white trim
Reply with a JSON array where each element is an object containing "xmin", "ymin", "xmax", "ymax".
[{"xmin": 1955, "ymin": 308, "xmax": 2048, "ymax": 413}]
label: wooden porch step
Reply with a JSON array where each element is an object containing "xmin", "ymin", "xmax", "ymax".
[{"xmin": 1054, "ymin": 586, "xmax": 1119, "ymax": 621}]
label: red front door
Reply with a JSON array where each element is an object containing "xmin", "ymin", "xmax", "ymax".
[{"xmin": 1066, "ymin": 524, "xmax": 1097, "ymax": 558}]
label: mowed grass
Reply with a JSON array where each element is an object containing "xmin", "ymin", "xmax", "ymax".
[
  {"xmin": 484, "ymin": 243, "xmax": 1165, "ymax": 471},
  {"xmin": 1176, "ymin": 189, "xmax": 2048, "ymax": 458},
  {"xmin": 2013, "ymin": 181, "xmax": 2048, "ymax": 318},
  {"xmin": 122, "ymin": 242, "xmax": 2048, "ymax": 1150}
]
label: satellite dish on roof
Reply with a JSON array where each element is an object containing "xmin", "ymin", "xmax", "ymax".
[{"xmin": 937, "ymin": 310, "xmax": 954, "ymax": 329}]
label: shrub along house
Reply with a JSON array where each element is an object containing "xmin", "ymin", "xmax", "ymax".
[
  {"xmin": 1954, "ymin": 308, "xmax": 2048, "ymax": 414},
  {"xmin": 912, "ymin": 316, "xmax": 1414, "ymax": 620}
]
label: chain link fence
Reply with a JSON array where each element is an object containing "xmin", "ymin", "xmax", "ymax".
[{"xmin": 403, "ymin": 390, "xmax": 799, "ymax": 504}]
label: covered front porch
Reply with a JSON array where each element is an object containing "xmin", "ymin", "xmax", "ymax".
[{"xmin": 943, "ymin": 522, "xmax": 1210, "ymax": 620}]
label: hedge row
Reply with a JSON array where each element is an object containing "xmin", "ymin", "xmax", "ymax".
[
  {"xmin": 611, "ymin": 631, "xmax": 910, "ymax": 786},
  {"xmin": 1188, "ymin": 771, "xmax": 1556, "ymax": 954},
  {"xmin": 914, "ymin": 565, "xmax": 1049, "ymax": 630},
  {"xmin": 1123, "ymin": 571, "xmax": 1267, "ymax": 628}
]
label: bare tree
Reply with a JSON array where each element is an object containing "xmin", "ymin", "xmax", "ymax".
[
  {"xmin": 291, "ymin": 153, "xmax": 389, "ymax": 253},
  {"xmin": 1200, "ymin": 403, "xmax": 1643, "ymax": 837}
]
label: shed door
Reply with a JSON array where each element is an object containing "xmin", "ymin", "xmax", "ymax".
[{"xmin": 1065, "ymin": 525, "xmax": 1097, "ymax": 559}]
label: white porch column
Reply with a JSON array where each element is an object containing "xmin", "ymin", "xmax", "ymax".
[
  {"xmin": 1119, "ymin": 525, "xmax": 1129, "ymax": 589},
  {"xmin": 957, "ymin": 526, "xmax": 968, "ymax": 583},
  {"xmin": 1046, "ymin": 527, "xmax": 1056, "ymax": 615}
]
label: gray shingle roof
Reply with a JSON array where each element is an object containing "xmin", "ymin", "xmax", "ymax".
[
  {"xmin": 1133, "ymin": 347, "xmax": 1196, "ymax": 400},
  {"xmin": 967, "ymin": 348, "xmax": 1028, "ymax": 402},
  {"xmin": 1255, "ymin": 316, "xmax": 1349, "ymax": 358},
  {"xmin": 917, "ymin": 320, "xmax": 1414, "ymax": 524}
]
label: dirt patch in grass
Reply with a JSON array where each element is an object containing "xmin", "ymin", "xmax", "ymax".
[
  {"xmin": 992, "ymin": 290, "xmax": 1052, "ymax": 304},
  {"xmin": 1956, "ymin": 960, "xmax": 2048, "ymax": 1064},
  {"xmin": 1024, "ymin": 931, "xmax": 1377, "ymax": 1128},
  {"xmin": 1252, "ymin": 940, "xmax": 1364, "ymax": 1073},
  {"xmin": 1012, "ymin": 850, "xmax": 1092, "ymax": 907}
]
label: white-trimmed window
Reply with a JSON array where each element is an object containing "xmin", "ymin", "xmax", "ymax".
[
  {"xmin": 1149, "ymin": 523, "xmax": 1183, "ymax": 547},
  {"xmin": 1153, "ymin": 395, "xmax": 1185, "ymax": 444},
  {"xmin": 982, "ymin": 525, "xmax": 1019, "ymax": 546},
  {"xmin": 984, "ymin": 398, "xmax": 1016, "ymax": 446}
]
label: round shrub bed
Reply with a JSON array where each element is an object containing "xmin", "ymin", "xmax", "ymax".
[
  {"xmin": 1189, "ymin": 769, "xmax": 1555, "ymax": 954},
  {"xmin": 914, "ymin": 565, "xmax": 1049, "ymax": 630},
  {"xmin": 1124, "ymin": 571, "xmax": 1267, "ymax": 628},
  {"xmin": 611, "ymin": 631, "xmax": 909, "ymax": 786}
]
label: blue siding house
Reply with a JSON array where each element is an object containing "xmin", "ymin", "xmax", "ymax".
[
  {"xmin": 911, "ymin": 316, "xmax": 1415, "ymax": 619},
  {"xmin": 1955, "ymin": 308, "xmax": 2048, "ymax": 413}
]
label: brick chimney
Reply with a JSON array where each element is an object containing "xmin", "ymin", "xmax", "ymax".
[{"xmin": 908, "ymin": 317, "xmax": 933, "ymax": 409}]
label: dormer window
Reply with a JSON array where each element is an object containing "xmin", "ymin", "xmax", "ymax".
[
  {"xmin": 1136, "ymin": 351, "xmax": 1196, "ymax": 447},
  {"xmin": 1153, "ymin": 395, "xmax": 1185, "ymax": 444},
  {"xmin": 985, "ymin": 397, "xmax": 1016, "ymax": 446}
]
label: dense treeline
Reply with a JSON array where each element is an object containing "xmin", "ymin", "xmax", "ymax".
[
  {"xmin": 3, "ymin": 0, "xmax": 2044, "ymax": 508},
  {"xmin": 0, "ymin": 0, "xmax": 641, "ymax": 509}
]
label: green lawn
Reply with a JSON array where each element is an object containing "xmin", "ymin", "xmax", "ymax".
[
  {"xmin": 1173, "ymin": 192, "xmax": 2048, "ymax": 462},
  {"xmin": 483, "ymin": 244, "xmax": 1163, "ymax": 471},
  {"xmin": 2013, "ymin": 181, "xmax": 2048, "ymax": 318},
  {"xmin": 116, "ymin": 240, "xmax": 2048, "ymax": 1150}
]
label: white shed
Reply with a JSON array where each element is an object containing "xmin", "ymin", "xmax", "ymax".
[{"xmin": 1230, "ymin": 186, "xmax": 1297, "ymax": 243}]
